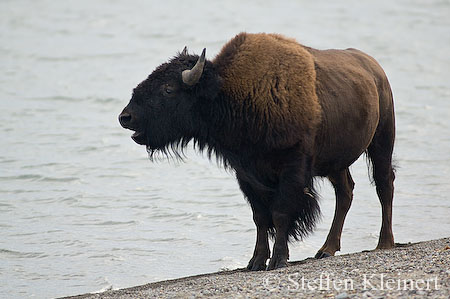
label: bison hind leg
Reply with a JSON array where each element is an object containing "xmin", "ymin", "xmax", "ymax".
[
  {"xmin": 315, "ymin": 168, "xmax": 354, "ymax": 259},
  {"xmin": 367, "ymin": 113, "xmax": 396, "ymax": 250}
]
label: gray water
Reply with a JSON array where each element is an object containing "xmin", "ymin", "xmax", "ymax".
[{"xmin": 1, "ymin": 0, "xmax": 449, "ymax": 298}]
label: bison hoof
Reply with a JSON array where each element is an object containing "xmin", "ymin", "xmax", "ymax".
[
  {"xmin": 247, "ymin": 256, "xmax": 268, "ymax": 271},
  {"xmin": 314, "ymin": 251, "xmax": 332, "ymax": 259},
  {"xmin": 266, "ymin": 256, "xmax": 288, "ymax": 270},
  {"xmin": 376, "ymin": 240, "xmax": 395, "ymax": 250}
]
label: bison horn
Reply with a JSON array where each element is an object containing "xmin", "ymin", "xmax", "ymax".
[
  {"xmin": 182, "ymin": 48, "xmax": 206, "ymax": 86},
  {"xmin": 181, "ymin": 46, "xmax": 188, "ymax": 56}
]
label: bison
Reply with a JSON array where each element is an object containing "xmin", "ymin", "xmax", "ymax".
[{"xmin": 119, "ymin": 33, "xmax": 396, "ymax": 270}]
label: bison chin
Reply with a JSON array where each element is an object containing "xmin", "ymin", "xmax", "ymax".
[
  {"xmin": 145, "ymin": 136, "xmax": 192, "ymax": 162},
  {"xmin": 130, "ymin": 131, "xmax": 147, "ymax": 145}
]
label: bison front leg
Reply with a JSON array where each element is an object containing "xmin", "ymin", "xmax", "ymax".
[
  {"xmin": 267, "ymin": 211, "xmax": 290, "ymax": 270},
  {"xmin": 247, "ymin": 207, "xmax": 271, "ymax": 271},
  {"xmin": 237, "ymin": 176, "xmax": 271, "ymax": 271},
  {"xmin": 267, "ymin": 155, "xmax": 320, "ymax": 271}
]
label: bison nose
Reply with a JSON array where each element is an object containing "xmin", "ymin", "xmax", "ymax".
[{"xmin": 119, "ymin": 111, "xmax": 132, "ymax": 128}]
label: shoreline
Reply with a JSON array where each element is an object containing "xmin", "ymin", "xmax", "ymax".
[{"xmin": 64, "ymin": 237, "xmax": 449, "ymax": 298}]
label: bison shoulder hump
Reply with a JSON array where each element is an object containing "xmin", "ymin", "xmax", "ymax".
[{"xmin": 214, "ymin": 33, "xmax": 322, "ymax": 139}]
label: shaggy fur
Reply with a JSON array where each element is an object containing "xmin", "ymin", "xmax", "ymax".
[
  {"xmin": 119, "ymin": 32, "xmax": 396, "ymax": 271},
  {"xmin": 214, "ymin": 33, "xmax": 322, "ymax": 149}
]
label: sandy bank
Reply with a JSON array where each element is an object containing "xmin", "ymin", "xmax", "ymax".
[{"xmin": 64, "ymin": 237, "xmax": 449, "ymax": 298}]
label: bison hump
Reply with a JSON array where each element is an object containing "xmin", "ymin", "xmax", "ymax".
[{"xmin": 213, "ymin": 33, "xmax": 322, "ymax": 148}]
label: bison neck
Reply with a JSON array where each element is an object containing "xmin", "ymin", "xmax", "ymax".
[{"xmin": 193, "ymin": 91, "xmax": 318, "ymax": 190}]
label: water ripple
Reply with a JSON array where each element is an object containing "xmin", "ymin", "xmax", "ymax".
[
  {"xmin": 0, "ymin": 249, "xmax": 48, "ymax": 259},
  {"xmin": 0, "ymin": 174, "xmax": 42, "ymax": 181}
]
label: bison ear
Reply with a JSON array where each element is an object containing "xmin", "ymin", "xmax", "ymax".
[
  {"xmin": 182, "ymin": 48, "xmax": 206, "ymax": 86},
  {"xmin": 181, "ymin": 46, "xmax": 188, "ymax": 56}
]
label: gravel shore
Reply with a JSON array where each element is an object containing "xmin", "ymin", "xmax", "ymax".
[{"xmin": 66, "ymin": 237, "xmax": 449, "ymax": 298}]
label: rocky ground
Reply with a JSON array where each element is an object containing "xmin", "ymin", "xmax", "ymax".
[{"xmin": 65, "ymin": 237, "xmax": 449, "ymax": 298}]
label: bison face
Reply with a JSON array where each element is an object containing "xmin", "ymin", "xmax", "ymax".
[{"xmin": 119, "ymin": 48, "xmax": 207, "ymax": 154}]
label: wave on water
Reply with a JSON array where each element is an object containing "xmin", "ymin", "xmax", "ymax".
[{"xmin": 0, "ymin": 249, "xmax": 48, "ymax": 259}]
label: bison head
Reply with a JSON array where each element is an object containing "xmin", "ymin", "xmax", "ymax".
[{"xmin": 119, "ymin": 48, "xmax": 216, "ymax": 158}]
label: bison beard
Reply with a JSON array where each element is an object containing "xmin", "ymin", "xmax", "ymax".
[{"xmin": 119, "ymin": 32, "xmax": 396, "ymax": 271}]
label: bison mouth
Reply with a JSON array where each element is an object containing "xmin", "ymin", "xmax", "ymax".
[{"xmin": 131, "ymin": 131, "xmax": 147, "ymax": 145}]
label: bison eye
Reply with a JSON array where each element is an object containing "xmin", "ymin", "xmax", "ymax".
[{"xmin": 162, "ymin": 84, "xmax": 175, "ymax": 96}]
